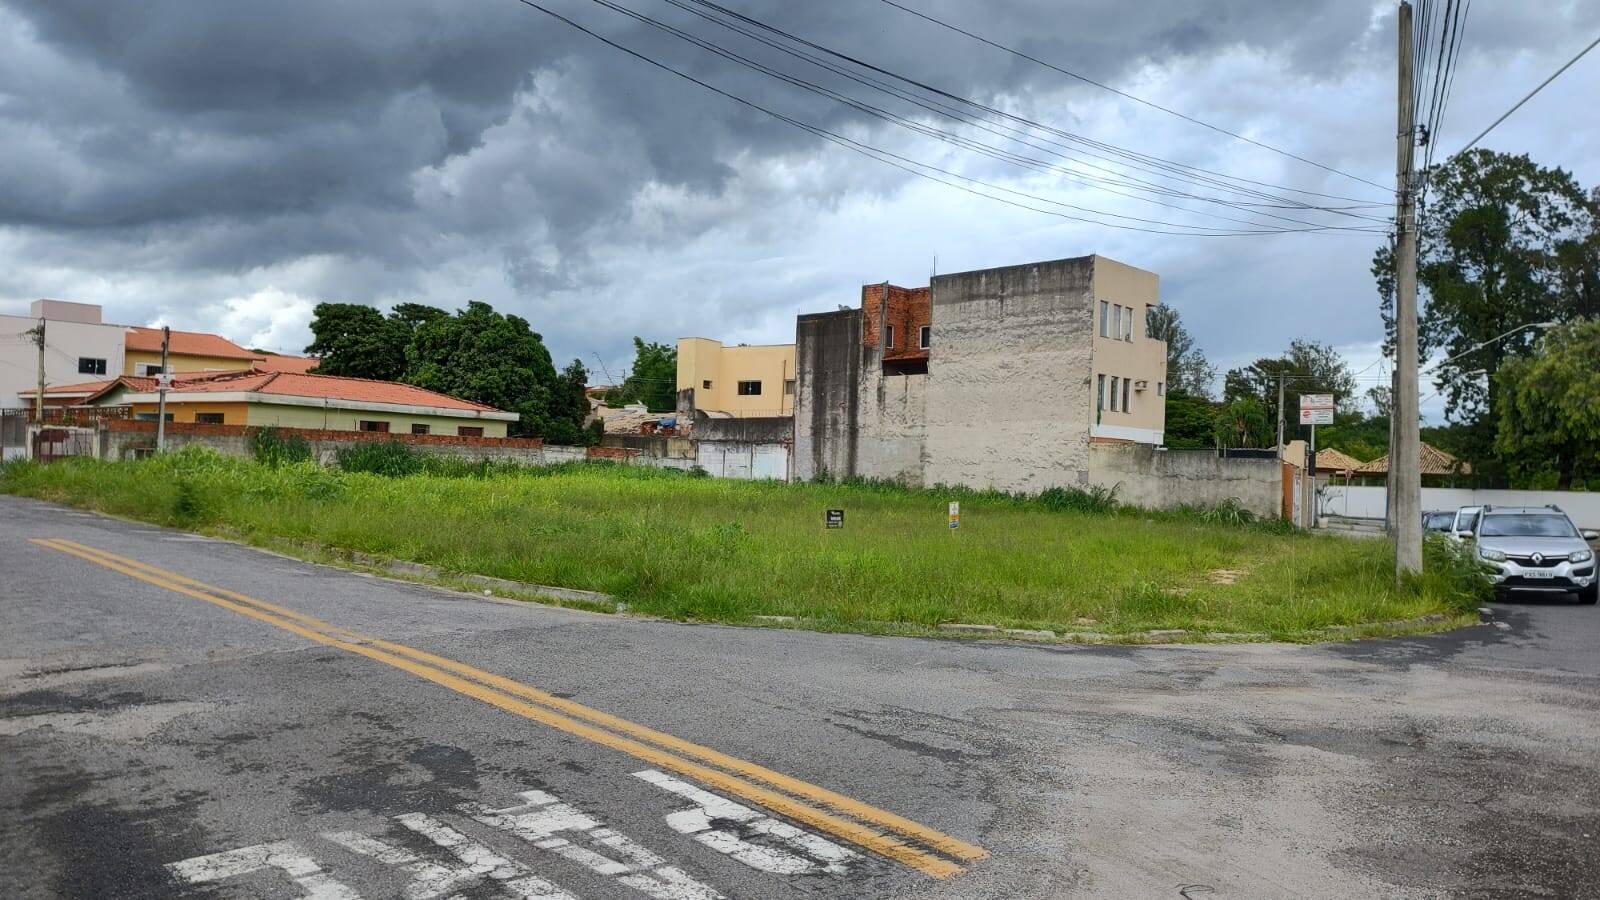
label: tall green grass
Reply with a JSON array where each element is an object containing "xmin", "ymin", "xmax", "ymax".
[{"xmin": 1, "ymin": 449, "xmax": 1486, "ymax": 638}]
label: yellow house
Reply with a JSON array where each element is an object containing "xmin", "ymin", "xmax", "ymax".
[
  {"xmin": 123, "ymin": 326, "xmax": 263, "ymax": 375},
  {"xmin": 677, "ymin": 337, "xmax": 797, "ymax": 417},
  {"xmin": 102, "ymin": 371, "xmax": 517, "ymax": 436},
  {"xmin": 1089, "ymin": 258, "xmax": 1168, "ymax": 445}
]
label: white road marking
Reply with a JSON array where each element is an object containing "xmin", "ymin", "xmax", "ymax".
[
  {"xmin": 468, "ymin": 789, "xmax": 723, "ymax": 900},
  {"xmin": 632, "ymin": 770, "xmax": 858, "ymax": 876},
  {"xmin": 325, "ymin": 814, "xmax": 573, "ymax": 900},
  {"xmin": 167, "ymin": 841, "xmax": 362, "ymax": 899}
]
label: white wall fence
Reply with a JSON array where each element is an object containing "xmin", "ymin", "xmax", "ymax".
[{"xmin": 1322, "ymin": 483, "xmax": 1600, "ymax": 530}]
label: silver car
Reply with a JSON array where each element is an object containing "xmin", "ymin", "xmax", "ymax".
[{"xmin": 1474, "ymin": 506, "xmax": 1599, "ymax": 605}]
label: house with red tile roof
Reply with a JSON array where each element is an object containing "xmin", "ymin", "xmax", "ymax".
[
  {"xmin": 95, "ymin": 370, "xmax": 517, "ymax": 437},
  {"xmin": 122, "ymin": 326, "xmax": 262, "ymax": 376}
]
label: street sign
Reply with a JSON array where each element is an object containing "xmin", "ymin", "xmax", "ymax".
[
  {"xmin": 1299, "ymin": 393, "xmax": 1334, "ymax": 426},
  {"xmin": 948, "ymin": 501, "xmax": 960, "ymax": 529},
  {"xmin": 825, "ymin": 509, "xmax": 844, "ymax": 529}
]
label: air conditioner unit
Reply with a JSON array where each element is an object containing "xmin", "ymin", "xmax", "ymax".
[{"xmin": 1134, "ymin": 380, "xmax": 1149, "ymax": 390}]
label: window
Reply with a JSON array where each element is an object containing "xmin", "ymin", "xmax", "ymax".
[
  {"xmin": 1157, "ymin": 381, "xmax": 1166, "ymax": 397},
  {"xmin": 737, "ymin": 380, "xmax": 762, "ymax": 396},
  {"xmin": 1109, "ymin": 376, "xmax": 1120, "ymax": 412},
  {"xmin": 458, "ymin": 426, "xmax": 483, "ymax": 437},
  {"xmin": 1122, "ymin": 377, "xmax": 1131, "ymax": 412},
  {"xmin": 1113, "ymin": 305, "xmax": 1124, "ymax": 341},
  {"xmin": 918, "ymin": 325, "xmax": 931, "ymax": 349},
  {"xmin": 783, "ymin": 379, "xmax": 796, "ymax": 396},
  {"xmin": 1097, "ymin": 374, "xmax": 1106, "ymax": 412},
  {"xmin": 194, "ymin": 413, "xmax": 224, "ymax": 425},
  {"xmin": 358, "ymin": 420, "xmax": 390, "ymax": 433},
  {"xmin": 134, "ymin": 412, "xmax": 174, "ymax": 422},
  {"xmin": 77, "ymin": 357, "xmax": 106, "ymax": 376},
  {"xmin": 411, "ymin": 423, "xmax": 430, "ymax": 435},
  {"xmin": 702, "ymin": 380, "xmax": 712, "ymax": 390},
  {"xmin": 1099, "ymin": 301, "xmax": 1109, "ymax": 338},
  {"xmin": 884, "ymin": 324, "xmax": 894, "ymax": 349},
  {"xmin": 1123, "ymin": 308, "xmax": 1133, "ymax": 341},
  {"xmin": 135, "ymin": 363, "xmax": 170, "ymax": 377}
]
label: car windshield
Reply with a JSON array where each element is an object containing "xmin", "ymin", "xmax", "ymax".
[
  {"xmin": 1478, "ymin": 513, "xmax": 1579, "ymax": 538},
  {"xmin": 1454, "ymin": 511, "xmax": 1478, "ymax": 531},
  {"xmin": 1424, "ymin": 513, "xmax": 1454, "ymax": 530}
]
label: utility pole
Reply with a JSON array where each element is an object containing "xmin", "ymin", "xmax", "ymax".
[
  {"xmin": 30, "ymin": 317, "xmax": 45, "ymax": 424},
  {"xmin": 1386, "ymin": 368, "xmax": 1398, "ymax": 532},
  {"xmin": 156, "ymin": 325, "xmax": 171, "ymax": 453},
  {"xmin": 1276, "ymin": 372, "xmax": 1287, "ymax": 521},
  {"xmin": 1392, "ymin": 0, "xmax": 1423, "ymax": 577}
]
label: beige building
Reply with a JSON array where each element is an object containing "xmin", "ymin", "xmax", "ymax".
[
  {"xmin": 794, "ymin": 254, "xmax": 1168, "ymax": 492},
  {"xmin": 676, "ymin": 337, "xmax": 797, "ymax": 417}
]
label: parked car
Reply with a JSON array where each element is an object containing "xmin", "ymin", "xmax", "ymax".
[
  {"xmin": 1474, "ymin": 505, "xmax": 1599, "ymax": 605},
  {"xmin": 1450, "ymin": 505, "xmax": 1482, "ymax": 541},
  {"xmin": 1423, "ymin": 511, "xmax": 1456, "ymax": 533}
]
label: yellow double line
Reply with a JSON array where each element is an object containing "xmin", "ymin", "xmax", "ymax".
[{"xmin": 32, "ymin": 537, "xmax": 985, "ymax": 879}]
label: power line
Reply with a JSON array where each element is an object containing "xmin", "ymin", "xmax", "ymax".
[
  {"xmin": 1453, "ymin": 30, "xmax": 1600, "ymax": 158},
  {"xmin": 677, "ymin": 0, "xmax": 1389, "ymax": 213},
  {"xmin": 872, "ymin": 0, "xmax": 1393, "ymax": 194},
  {"xmin": 512, "ymin": 0, "xmax": 1385, "ymax": 236}
]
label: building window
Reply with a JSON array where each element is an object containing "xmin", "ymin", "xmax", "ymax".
[
  {"xmin": 1113, "ymin": 305, "xmax": 1124, "ymax": 341},
  {"xmin": 358, "ymin": 420, "xmax": 389, "ymax": 433},
  {"xmin": 135, "ymin": 412, "xmax": 174, "ymax": 422},
  {"xmin": 458, "ymin": 426, "xmax": 483, "ymax": 437},
  {"xmin": 702, "ymin": 380, "xmax": 712, "ymax": 390},
  {"xmin": 1099, "ymin": 301, "xmax": 1109, "ymax": 338},
  {"xmin": 918, "ymin": 325, "xmax": 931, "ymax": 349},
  {"xmin": 411, "ymin": 423, "xmax": 430, "ymax": 435},
  {"xmin": 737, "ymin": 380, "xmax": 762, "ymax": 396},
  {"xmin": 135, "ymin": 363, "xmax": 170, "ymax": 377},
  {"xmin": 77, "ymin": 357, "xmax": 107, "ymax": 375},
  {"xmin": 194, "ymin": 413, "xmax": 225, "ymax": 425},
  {"xmin": 1122, "ymin": 308, "xmax": 1133, "ymax": 341},
  {"xmin": 1157, "ymin": 381, "xmax": 1166, "ymax": 397},
  {"xmin": 884, "ymin": 324, "xmax": 894, "ymax": 349},
  {"xmin": 1122, "ymin": 377, "xmax": 1131, "ymax": 412},
  {"xmin": 784, "ymin": 379, "xmax": 796, "ymax": 396},
  {"xmin": 1097, "ymin": 374, "xmax": 1106, "ymax": 413},
  {"xmin": 1109, "ymin": 376, "xmax": 1120, "ymax": 412}
]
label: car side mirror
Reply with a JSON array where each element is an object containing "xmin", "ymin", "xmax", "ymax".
[
  {"xmin": 1583, "ymin": 529, "xmax": 1600, "ymax": 542},
  {"xmin": 1456, "ymin": 531, "xmax": 1474, "ymax": 541}
]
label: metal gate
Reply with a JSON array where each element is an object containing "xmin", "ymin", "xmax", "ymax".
[
  {"xmin": 0, "ymin": 409, "xmax": 25, "ymax": 462},
  {"xmin": 31, "ymin": 426, "xmax": 96, "ymax": 463}
]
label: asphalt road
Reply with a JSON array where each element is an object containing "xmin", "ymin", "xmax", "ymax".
[{"xmin": 3, "ymin": 494, "xmax": 1599, "ymax": 899}]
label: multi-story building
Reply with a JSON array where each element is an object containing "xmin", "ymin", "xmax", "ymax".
[
  {"xmin": 676, "ymin": 337, "xmax": 797, "ymax": 417},
  {"xmin": 793, "ymin": 254, "xmax": 1167, "ymax": 492},
  {"xmin": 0, "ymin": 300, "xmax": 128, "ymax": 410}
]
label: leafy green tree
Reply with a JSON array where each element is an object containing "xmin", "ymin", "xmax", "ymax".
[
  {"xmin": 542, "ymin": 360, "xmax": 594, "ymax": 446},
  {"xmin": 1213, "ymin": 397, "xmax": 1271, "ymax": 448},
  {"xmin": 1372, "ymin": 150, "xmax": 1598, "ymax": 476},
  {"xmin": 606, "ymin": 338, "xmax": 678, "ymax": 412},
  {"xmin": 1495, "ymin": 319, "xmax": 1600, "ymax": 489},
  {"xmin": 1161, "ymin": 389, "xmax": 1217, "ymax": 449},
  {"xmin": 1224, "ymin": 339, "xmax": 1357, "ymax": 434},
  {"xmin": 406, "ymin": 302, "xmax": 559, "ymax": 437},
  {"xmin": 1145, "ymin": 304, "xmax": 1217, "ymax": 398},
  {"xmin": 304, "ymin": 303, "xmax": 410, "ymax": 380}
]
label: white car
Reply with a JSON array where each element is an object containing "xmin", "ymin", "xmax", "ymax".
[{"xmin": 1450, "ymin": 505, "xmax": 1482, "ymax": 541}]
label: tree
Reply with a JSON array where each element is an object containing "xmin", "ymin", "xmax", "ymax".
[
  {"xmin": 303, "ymin": 303, "xmax": 410, "ymax": 380},
  {"xmin": 1223, "ymin": 339, "xmax": 1358, "ymax": 434},
  {"xmin": 1145, "ymin": 304, "xmax": 1217, "ymax": 398},
  {"xmin": 406, "ymin": 301, "xmax": 560, "ymax": 438},
  {"xmin": 1212, "ymin": 397, "xmax": 1271, "ymax": 449},
  {"xmin": 1162, "ymin": 389, "xmax": 1217, "ymax": 449},
  {"xmin": 543, "ymin": 359, "xmax": 595, "ymax": 446},
  {"xmin": 606, "ymin": 338, "xmax": 678, "ymax": 412},
  {"xmin": 1372, "ymin": 150, "xmax": 1598, "ymax": 476},
  {"xmin": 1495, "ymin": 319, "xmax": 1600, "ymax": 489}
]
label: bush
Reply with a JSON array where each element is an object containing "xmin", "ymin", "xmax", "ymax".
[
  {"xmin": 1196, "ymin": 497, "xmax": 1256, "ymax": 527},
  {"xmin": 251, "ymin": 427, "xmax": 312, "ymax": 467},
  {"xmin": 1036, "ymin": 484, "xmax": 1120, "ymax": 513},
  {"xmin": 1419, "ymin": 532, "xmax": 1495, "ymax": 610},
  {"xmin": 335, "ymin": 440, "xmax": 422, "ymax": 477}
]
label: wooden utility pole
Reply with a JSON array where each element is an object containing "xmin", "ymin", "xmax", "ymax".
[
  {"xmin": 156, "ymin": 326, "xmax": 171, "ymax": 453},
  {"xmin": 32, "ymin": 317, "xmax": 45, "ymax": 423},
  {"xmin": 1392, "ymin": 1, "xmax": 1423, "ymax": 576}
]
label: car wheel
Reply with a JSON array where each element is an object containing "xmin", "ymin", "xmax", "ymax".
[{"xmin": 1580, "ymin": 583, "xmax": 1599, "ymax": 605}]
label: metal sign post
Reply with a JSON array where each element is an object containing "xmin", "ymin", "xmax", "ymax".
[
  {"xmin": 1299, "ymin": 394, "xmax": 1335, "ymax": 528},
  {"xmin": 825, "ymin": 509, "xmax": 844, "ymax": 529},
  {"xmin": 948, "ymin": 501, "xmax": 960, "ymax": 530}
]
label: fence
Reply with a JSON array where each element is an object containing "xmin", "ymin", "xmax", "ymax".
[
  {"xmin": 1, "ymin": 409, "xmax": 25, "ymax": 461},
  {"xmin": 1321, "ymin": 483, "xmax": 1600, "ymax": 530}
]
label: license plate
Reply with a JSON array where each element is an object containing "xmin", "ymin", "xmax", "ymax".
[{"xmin": 1523, "ymin": 569, "xmax": 1555, "ymax": 579}]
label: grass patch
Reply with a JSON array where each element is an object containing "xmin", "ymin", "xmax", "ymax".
[{"xmin": 1, "ymin": 449, "xmax": 1487, "ymax": 640}]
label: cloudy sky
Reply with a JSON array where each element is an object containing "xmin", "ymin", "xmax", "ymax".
[{"xmin": 2, "ymin": 1, "xmax": 1597, "ymax": 416}]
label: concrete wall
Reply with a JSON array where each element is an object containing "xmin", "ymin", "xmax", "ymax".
[
  {"xmin": 0, "ymin": 312, "xmax": 126, "ymax": 409},
  {"xmin": 1088, "ymin": 444, "xmax": 1283, "ymax": 518},
  {"xmin": 922, "ymin": 257, "xmax": 1098, "ymax": 493},
  {"xmin": 1323, "ymin": 484, "xmax": 1600, "ymax": 530},
  {"xmin": 794, "ymin": 310, "xmax": 863, "ymax": 481},
  {"xmin": 602, "ymin": 433, "xmax": 697, "ymax": 460},
  {"xmin": 697, "ymin": 441, "xmax": 790, "ymax": 480},
  {"xmin": 693, "ymin": 413, "xmax": 791, "ymax": 444}
]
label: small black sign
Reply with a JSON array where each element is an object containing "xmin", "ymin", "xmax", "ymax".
[{"xmin": 825, "ymin": 509, "xmax": 844, "ymax": 529}]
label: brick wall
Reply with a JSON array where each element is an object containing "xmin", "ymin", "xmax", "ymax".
[{"xmin": 861, "ymin": 283, "xmax": 930, "ymax": 362}]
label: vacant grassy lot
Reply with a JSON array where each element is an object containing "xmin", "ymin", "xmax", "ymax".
[{"xmin": 1, "ymin": 450, "xmax": 1485, "ymax": 639}]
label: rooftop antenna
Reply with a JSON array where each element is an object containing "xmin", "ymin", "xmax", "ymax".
[{"xmin": 931, "ymin": 252, "xmax": 938, "ymax": 278}]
